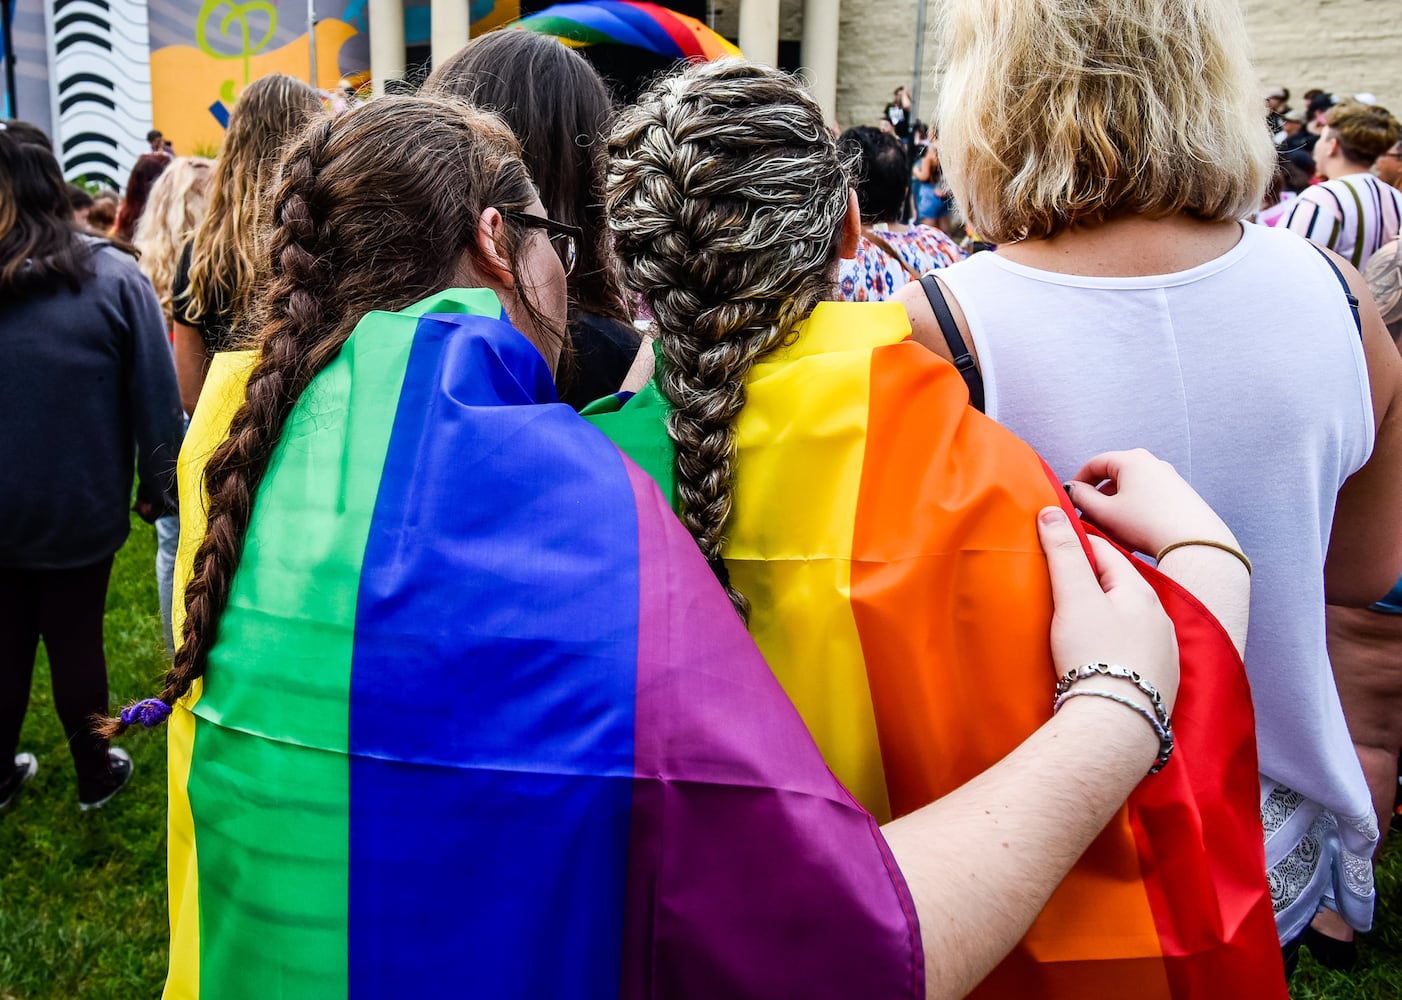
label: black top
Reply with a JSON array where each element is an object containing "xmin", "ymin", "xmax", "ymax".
[
  {"xmin": 560, "ymin": 312, "xmax": 643, "ymax": 411},
  {"xmin": 0, "ymin": 241, "xmax": 183, "ymax": 569},
  {"xmin": 172, "ymin": 239, "xmax": 238, "ymax": 352}
]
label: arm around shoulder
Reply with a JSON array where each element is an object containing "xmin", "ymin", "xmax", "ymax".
[{"xmin": 1324, "ymin": 249, "xmax": 1402, "ymax": 606}]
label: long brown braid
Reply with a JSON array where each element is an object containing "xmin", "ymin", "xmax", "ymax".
[
  {"xmin": 605, "ymin": 61, "xmax": 854, "ymax": 619},
  {"xmin": 100, "ymin": 96, "xmax": 550, "ymax": 735}
]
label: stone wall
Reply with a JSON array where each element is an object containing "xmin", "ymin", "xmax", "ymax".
[{"xmin": 712, "ymin": 0, "xmax": 1402, "ymax": 130}]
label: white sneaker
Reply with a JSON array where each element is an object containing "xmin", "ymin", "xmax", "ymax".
[{"xmin": 0, "ymin": 753, "xmax": 38, "ymax": 812}]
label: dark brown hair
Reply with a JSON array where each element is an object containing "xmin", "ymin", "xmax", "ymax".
[
  {"xmin": 0, "ymin": 121, "xmax": 94, "ymax": 299},
  {"xmin": 101, "ymin": 96, "xmax": 550, "ymax": 734},
  {"xmin": 424, "ymin": 30, "xmax": 628, "ymax": 323}
]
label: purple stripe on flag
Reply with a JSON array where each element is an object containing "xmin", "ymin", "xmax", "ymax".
[{"xmin": 619, "ymin": 456, "xmax": 924, "ymax": 1000}]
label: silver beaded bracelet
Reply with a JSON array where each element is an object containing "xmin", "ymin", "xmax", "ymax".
[
  {"xmin": 1053, "ymin": 664, "xmax": 1175, "ymax": 775},
  {"xmin": 1056, "ymin": 662, "xmax": 1169, "ymax": 725}
]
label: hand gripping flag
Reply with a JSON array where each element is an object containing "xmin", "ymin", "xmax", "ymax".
[
  {"xmin": 585, "ymin": 301, "xmax": 1287, "ymax": 999},
  {"xmin": 164, "ymin": 290, "xmax": 923, "ymax": 999}
]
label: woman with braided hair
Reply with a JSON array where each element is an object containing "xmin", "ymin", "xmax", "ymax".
[
  {"xmin": 108, "ymin": 93, "xmax": 1234, "ymax": 999},
  {"xmin": 587, "ymin": 59, "xmax": 1286, "ymax": 997}
]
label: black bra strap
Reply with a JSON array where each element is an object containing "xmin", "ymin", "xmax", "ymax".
[
  {"xmin": 920, "ymin": 273, "xmax": 985, "ymax": 412},
  {"xmin": 1309, "ymin": 243, "xmax": 1362, "ymax": 338}
]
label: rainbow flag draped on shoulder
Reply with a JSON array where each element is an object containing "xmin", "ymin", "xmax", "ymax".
[
  {"xmin": 166, "ymin": 291, "xmax": 922, "ymax": 999},
  {"xmin": 585, "ymin": 301, "xmax": 1287, "ymax": 999}
]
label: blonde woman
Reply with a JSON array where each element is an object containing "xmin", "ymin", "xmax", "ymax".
[
  {"xmin": 171, "ymin": 74, "xmax": 321, "ymax": 414},
  {"xmin": 132, "ymin": 155, "xmax": 213, "ymax": 654},
  {"xmin": 895, "ymin": 0, "xmax": 1402, "ymax": 965},
  {"xmin": 134, "ymin": 156, "xmax": 214, "ymax": 330}
]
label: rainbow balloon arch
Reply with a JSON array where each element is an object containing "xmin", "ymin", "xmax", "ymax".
[{"xmin": 511, "ymin": 1, "xmax": 743, "ymax": 61}]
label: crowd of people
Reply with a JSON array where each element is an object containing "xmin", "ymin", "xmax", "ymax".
[{"xmin": 2, "ymin": 0, "xmax": 1402, "ymax": 994}]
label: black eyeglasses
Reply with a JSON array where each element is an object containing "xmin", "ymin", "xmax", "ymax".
[{"xmin": 503, "ymin": 211, "xmax": 581, "ymax": 276}]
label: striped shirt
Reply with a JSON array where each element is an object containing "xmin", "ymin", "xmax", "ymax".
[{"xmin": 1281, "ymin": 172, "xmax": 1402, "ymax": 268}]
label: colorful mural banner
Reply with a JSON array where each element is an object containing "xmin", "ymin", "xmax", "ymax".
[{"xmin": 27, "ymin": 0, "xmax": 520, "ymax": 183}]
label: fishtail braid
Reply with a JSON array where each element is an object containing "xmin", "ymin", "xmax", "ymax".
[
  {"xmin": 606, "ymin": 61, "xmax": 854, "ymax": 619},
  {"xmin": 102, "ymin": 95, "xmax": 546, "ymax": 735}
]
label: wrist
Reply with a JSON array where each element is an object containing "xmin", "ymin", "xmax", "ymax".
[{"xmin": 1050, "ymin": 695, "xmax": 1161, "ymax": 775}]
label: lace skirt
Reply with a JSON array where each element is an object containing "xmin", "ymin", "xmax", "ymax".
[{"xmin": 1262, "ymin": 779, "xmax": 1378, "ymax": 942}]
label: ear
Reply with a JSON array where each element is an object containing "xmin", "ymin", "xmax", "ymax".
[
  {"xmin": 838, "ymin": 188, "xmax": 862, "ymax": 260},
  {"xmin": 475, "ymin": 207, "xmax": 515, "ymax": 290}
]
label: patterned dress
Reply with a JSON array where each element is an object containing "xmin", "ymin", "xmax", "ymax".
[{"xmin": 838, "ymin": 226, "xmax": 965, "ymax": 302}]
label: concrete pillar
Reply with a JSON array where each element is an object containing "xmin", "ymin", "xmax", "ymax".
[
  {"xmin": 369, "ymin": 0, "xmax": 406, "ymax": 96},
  {"xmin": 738, "ymin": 0, "xmax": 780, "ymax": 67},
  {"xmin": 801, "ymin": 0, "xmax": 840, "ymax": 122},
  {"xmin": 431, "ymin": 0, "xmax": 470, "ymax": 69}
]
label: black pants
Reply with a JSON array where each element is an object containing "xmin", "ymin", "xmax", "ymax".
[{"xmin": 0, "ymin": 557, "xmax": 114, "ymax": 795}]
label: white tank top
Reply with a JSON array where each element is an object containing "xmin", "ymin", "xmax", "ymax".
[{"xmin": 937, "ymin": 222, "xmax": 1378, "ymax": 934}]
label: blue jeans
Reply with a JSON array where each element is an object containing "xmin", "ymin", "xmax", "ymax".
[{"xmin": 155, "ymin": 513, "xmax": 179, "ymax": 656}]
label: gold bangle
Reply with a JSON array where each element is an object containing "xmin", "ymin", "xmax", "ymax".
[{"xmin": 1154, "ymin": 538, "xmax": 1252, "ymax": 576}]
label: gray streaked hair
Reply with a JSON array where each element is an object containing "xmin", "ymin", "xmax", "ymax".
[{"xmin": 606, "ymin": 59, "xmax": 852, "ymax": 618}]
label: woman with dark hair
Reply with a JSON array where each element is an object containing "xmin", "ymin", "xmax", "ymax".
[
  {"xmin": 112, "ymin": 152, "xmax": 171, "ymax": 242},
  {"xmin": 837, "ymin": 125, "xmax": 963, "ymax": 302},
  {"xmin": 0, "ymin": 121, "xmax": 182, "ymax": 812},
  {"xmin": 424, "ymin": 30, "xmax": 640, "ymax": 408}
]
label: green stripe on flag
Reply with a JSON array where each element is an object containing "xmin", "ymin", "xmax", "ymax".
[{"xmin": 184, "ymin": 316, "xmax": 416, "ymax": 998}]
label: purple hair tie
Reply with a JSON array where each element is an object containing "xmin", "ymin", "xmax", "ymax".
[{"xmin": 120, "ymin": 698, "xmax": 172, "ymax": 728}]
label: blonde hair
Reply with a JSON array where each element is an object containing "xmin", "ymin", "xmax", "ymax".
[
  {"xmin": 936, "ymin": 0, "xmax": 1275, "ymax": 243},
  {"xmin": 607, "ymin": 60, "xmax": 852, "ymax": 617},
  {"xmin": 1325, "ymin": 101, "xmax": 1401, "ymax": 165},
  {"xmin": 183, "ymin": 74, "xmax": 322, "ymax": 338},
  {"xmin": 134, "ymin": 156, "xmax": 214, "ymax": 326}
]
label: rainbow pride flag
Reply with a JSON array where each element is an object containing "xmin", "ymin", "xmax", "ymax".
[
  {"xmin": 512, "ymin": 1, "xmax": 742, "ymax": 62},
  {"xmin": 585, "ymin": 301, "xmax": 1287, "ymax": 998},
  {"xmin": 165, "ymin": 291, "xmax": 922, "ymax": 999}
]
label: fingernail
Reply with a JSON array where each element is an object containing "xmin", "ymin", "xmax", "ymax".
[{"xmin": 1039, "ymin": 506, "xmax": 1066, "ymax": 526}]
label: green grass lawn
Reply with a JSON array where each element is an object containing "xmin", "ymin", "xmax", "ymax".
[{"xmin": 0, "ymin": 516, "xmax": 1400, "ymax": 997}]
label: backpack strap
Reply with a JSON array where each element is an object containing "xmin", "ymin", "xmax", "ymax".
[
  {"xmin": 1310, "ymin": 243, "xmax": 1362, "ymax": 338},
  {"xmin": 919, "ymin": 273, "xmax": 986, "ymax": 412}
]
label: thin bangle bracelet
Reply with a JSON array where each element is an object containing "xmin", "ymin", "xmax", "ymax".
[{"xmin": 1155, "ymin": 538, "xmax": 1252, "ymax": 576}]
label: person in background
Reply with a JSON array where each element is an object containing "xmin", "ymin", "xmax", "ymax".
[
  {"xmin": 837, "ymin": 126, "xmax": 963, "ymax": 301},
  {"xmin": 147, "ymin": 128, "xmax": 170, "ymax": 159},
  {"xmin": 86, "ymin": 191, "xmax": 118, "ymax": 235},
  {"xmin": 112, "ymin": 152, "xmax": 171, "ymax": 243},
  {"xmin": 895, "ymin": 0, "xmax": 1402, "ymax": 971},
  {"xmin": 0, "ymin": 122, "xmax": 182, "ymax": 813},
  {"xmin": 133, "ymin": 156, "xmax": 215, "ymax": 654},
  {"xmin": 1278, "ymin": 108, "xmax": 1316, "ymax": 155},
  {"xmin": 1266, "ymin": 86, "xmax": 1290, "ymax": 135},
  {"xmin": 67, "ymin": 184, "xmax": 93, "ymax": 228},
  {"xmin": 1283, "ymin": 100, "xmax": 1402, "ymax": 268},
  {"xmin": 883, "ymin": 85, "xmax": 912, "ymax": 142},
  {"xmin": 1375, "ymin": 138, "xmax": 1402, "ymax": 189},
  {"xmin": 171, "ymin": 73, "xmax": 321, "ymax": 414},
  {"xmin": 910, "ymin": 133, "xmax": 954, "ymax": 233},
  {"xmin": 424, "ymin": 30, "xmax": 640, "ymax": 409},
  {"xmin": 135, "ymin": 158, "xmax": 216, "ymax": 330}
]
